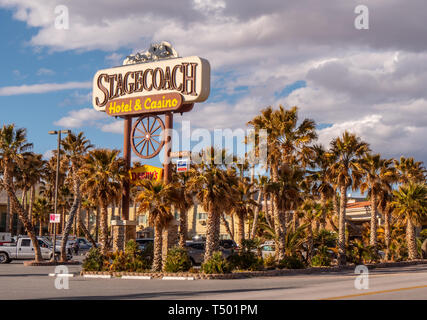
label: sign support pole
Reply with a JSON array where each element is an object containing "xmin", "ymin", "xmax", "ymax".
[
  {"xmin": 164, "ymin": 112, "xmax": 173, "ymax": 184},
  {"xmin": 122, "ymin": 116, "xmax": 132, "ymax": 221}
]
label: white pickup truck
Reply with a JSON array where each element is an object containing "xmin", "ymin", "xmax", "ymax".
[{"xmin": 0, "ymin": 237, "xmax": 72, "ymax": 263}]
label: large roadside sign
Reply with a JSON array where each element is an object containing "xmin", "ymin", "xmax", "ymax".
[
  {"xmin": 92, "ymin": 56, "xmax": 210, "ymax": 114},
  {"xmin": 129, "ymin": 165, "xmax": 163, "ymax": 184}
]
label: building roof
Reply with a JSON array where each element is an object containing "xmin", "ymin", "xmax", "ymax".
[{"xmin": 346, "ymin": 201, "xmax": 371, "ymax": 209}]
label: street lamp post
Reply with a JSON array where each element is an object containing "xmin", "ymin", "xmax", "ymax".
[{"xmin": 49, "ymin": 130, "xmax": 71, "ymax": 262}]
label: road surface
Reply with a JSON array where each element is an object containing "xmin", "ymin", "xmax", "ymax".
[{"xmin": 0, "ymin": 260, "xmax": 426, "ymax": 300}]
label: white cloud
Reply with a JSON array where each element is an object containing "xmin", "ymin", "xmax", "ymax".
[
  {"xmin": 54, "ymin": 108, "xmax": 107, "ymax": 128},
  {"xmin": 36, "ymin": 68, "xmax": 55, "ymax": 76},
  {"xmin": 101, "ymin": 120, "xmax": 124, "ymax": 134},
  {"xmin": 0, "ymin": 81, "xmax": 91, "ymax": 96},
  {"xmin": 2, "ymin": 0, "xmax": 427, "ymax": 163}
]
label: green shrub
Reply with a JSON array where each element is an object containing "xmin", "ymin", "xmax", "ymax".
[
  {"xmin": 263, "ymin": 255, "xmax": 277, "ymax": 270},
  {"xmin": 311, "ymin": 254, "xmax": 331, "ymax": 267},
  {"xmin": 202, "ymin": 251, "xmax": 232, "ymax": 274},
  {"xmin": 164, "ymin": 247, "xmax": 192, "ymax": 273},
  {"xmin": 311, "ymin": 246, "xmax": 332, "ymax": 267},
  {"xmin": 278, "ymin": 255, "xmax": 305, "ymax": 269},
  {"xmin": 228, "ymin": 251, "xmax": 263, "ymax": 271},
  {"xmin": 82, "ymin": 247, "xmax": 105, "ymax": 271}
]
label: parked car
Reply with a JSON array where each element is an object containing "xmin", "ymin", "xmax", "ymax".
[
  {"xmin": 0, "ymin": 232, "xmax": 12, "ymax": 246},
  {"xmin": 0, "ymin": 237, "xmax": 72, "ymax": 263},
  {"xmin": 219, "ymin": 239, "xmax": 238, "ymax": 250},
  {"xmin": 259, "ymin": 243, "xmax": 275, "ymax": 259},
  {"xmin": 135, "ymin": 238, "xmax": 154, "ymax": 251},
  {"xmin": 185, "ymin": 241, "xmax": 235, "ymax": 265}
]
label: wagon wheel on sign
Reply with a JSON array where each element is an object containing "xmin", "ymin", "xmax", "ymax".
[{"xmin": 131, "ymin": 115, "xmax": 165, "ymax": 159}]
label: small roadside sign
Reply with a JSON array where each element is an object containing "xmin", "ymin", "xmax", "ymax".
[
  {"xmin": 177, "ymin": 159, "xmax": 189, "ymax": 172},
  {"xmin": 170, "ymin": 151, "xmax": 191, "ymax": 158},
  {"xmin": 49, "ymin": 214, "xmax": 60, "ymax": 224}
]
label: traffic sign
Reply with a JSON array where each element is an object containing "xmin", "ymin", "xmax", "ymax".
[
  {"xmin": 177, "ymin": 159, "xmax": 189, "ymax": 172},
  {"xmin": 49, "ymin": 214, "xmax": 60, "ymax": 224}
]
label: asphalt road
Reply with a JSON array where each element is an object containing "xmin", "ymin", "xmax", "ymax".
[{"xmin": 1, "ymin": 259, "xmax": 427, "ymax": 300}]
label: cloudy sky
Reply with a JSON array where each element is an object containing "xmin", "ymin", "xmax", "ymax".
[{"xmin": 0, "ymin": 0, "xmax": 426, "ymax": 167}]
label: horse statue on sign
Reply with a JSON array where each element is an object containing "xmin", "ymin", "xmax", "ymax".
[{"xmin": 123, "ymin": 41, "xmax": 179, "ymax": 65}]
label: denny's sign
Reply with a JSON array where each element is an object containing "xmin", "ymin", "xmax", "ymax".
[
  {"xmin": 129, "ymin": 165, "xmax": 163, "ymax": 184},
  {"xmin": 92, "ymin": 56, "xmax": 210, "ymax": 115}
]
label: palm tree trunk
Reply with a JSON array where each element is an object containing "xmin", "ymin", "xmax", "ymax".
[
  {"xmin": 204, "ymin": 208, "xmax": 219, "ymax": 261},
  {"xmin": 28, "ymin": 186, "xmax": 35, "ymax": 222},
  {"xmin": 78, "ymin": 214, "xmax": 97, "ymax": 247},
  {"xmin": 384, "ymin": 209, "xmax": 391, "ymax": 260},
  {"xmin": 2, "ymin": 165, "xmax": 42, "ymax": 262},
  {"xmin": 338, "ymin": 185, "xmax": 348, "ymax": 266},
  {"xmin": 250, "ymin": 191, "xmax": 262, "ymax": 239},
  {"xmin": 60, "ymin": 169, "xmax": 81, "ymax": 261},
  {"xmin": 320, "ymin": 193, "xmax": 327, "ymax": 230},
  {"xmin": 39, "ymin": 219, "xmax": 43, "ymax": 237},
  {"xmin": 236, "ymin": 212, "xmax": 245, "ymax": 247},
  {"xmin": 95, "ymin": 206, "xmax": 100, "ymax": 242},
  {"xmin": 18, "ymin": 188, "xmax": 27, "ymax": 235},
  {"xmin": 307, "ymin": 222, "xmax": 313, "ymax": 264},
  {"xmin": 76, "ymin": 202, "xmax": 82, "ymax": 237},
  {"xmin": 220, "ymin": 212, "xmax": 234, "ymax": 241},
  {"xmin": 369, "ymin": 190, "xmax": 378, "ymax": 249},
  {"xmin": 271, "ymin": 166, "xmax": 286, "ymax": 261},
  {"xmin": 152, "ymin": 220, "xmax": 163, "ymax": 271},
  {"xmin": 230, "ymin": 212, "xmax": 235, "ymax": 240},
  {"xmin": 100, "ymin": 203, "xmax": 109, "ymax": 255},
  {"xmin": 5, "ymin": 195, "xmax": 10, "ymax": 233},
  {"xmin": 178, "ymin": 208, "xmax": 188, "ymax": 248},
  {"xmin": 406, "ymin": 218, "xmax": 418, "ymax": 260},
  {"xmin": 86, "ymin": 209, "xmax": 91, "ymax": 232}
]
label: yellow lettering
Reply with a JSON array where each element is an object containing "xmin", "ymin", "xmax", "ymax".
[
  {"xmin": 134, "ymin": 99, "xmax": 142, "ymax": 111},
  {"xmin": 144, "ymin": 98, "xmax": 151, "ymax": 110}
]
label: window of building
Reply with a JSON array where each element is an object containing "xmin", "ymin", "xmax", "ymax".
[
  {"xmin": 138, "ymin": 215, "xmax": 147, "ymax": 225},
  {"xmin": 197, "ymin": 213, "xmax": 207, "ymax": 220}
]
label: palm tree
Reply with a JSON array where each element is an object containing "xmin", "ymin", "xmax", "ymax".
[
  {"xmin": 391, "ymin": 183, "xmax": 427, "ymax": 260},
  {"xmin": 136, "ymin": 180, "xmax": 175, "ymax": 271},
  {"xmin": 231, "ymin": 178, "xmax": 257, "ymax": 247},
  {"xmin": 16, "ymin": 153, "xmax": 45, "ymax": 225},
  {"xmin": 171, "ymin": 168, "xmax": 195, "ymax": 248},
  {"xmin": 80, "ymin": 149, "xmax": 125, "ymax": 254},
  {"xmin": 359, "ymin": 154, "xmax": 396, "ymax": 249},
  {"xmin": 188, "ymin": 152, "xmax": 234, "ymax": 261},
  {"xmin": 248, "ymin": 106, "xmax": 317, "ymax": 261},
  {"xmin": 299, "ymin": 199, "xmax": 322, "ymax": 263},
  {"xmin": 59, "ymin": 132, "xmax": 93, "ymax": 261},
  {"xmin": 394, "ymin": 156, "xmax": 426, "ymax": 185},
  {"xmin": 32, "ymin": 197, "xmax": 51, "ymax": 236},
  {"xmin": 307, "ymin": 144, "xmax": 335, "ymax": 230},
  {"xmin": 329, "ymin": 131, "xmax": 370, "ymax": 265},
  {"xmin": 0, "ymin": 124, "xmax": 43, "ymax": 261}
]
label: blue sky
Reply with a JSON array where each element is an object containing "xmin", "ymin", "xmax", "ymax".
[{"xmin": 0, "ymin": 0, "xmax": 426, "ymax": 177}]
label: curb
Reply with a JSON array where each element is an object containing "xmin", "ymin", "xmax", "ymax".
[
  {"xmin": 83, "ymin": 274, "xmax": 111, "ymax": 279},
  {"xmin": 162, "ymin": 276, "xmax": 195, "ymax": 280},
  {"xmin": 121, "ymin": 276, "xmax": 152, "ymax": 280}
]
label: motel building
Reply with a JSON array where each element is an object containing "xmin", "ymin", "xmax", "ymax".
[{"xmin": 106, "ymin": 203, "xmax": 246, "ymax": 241}]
